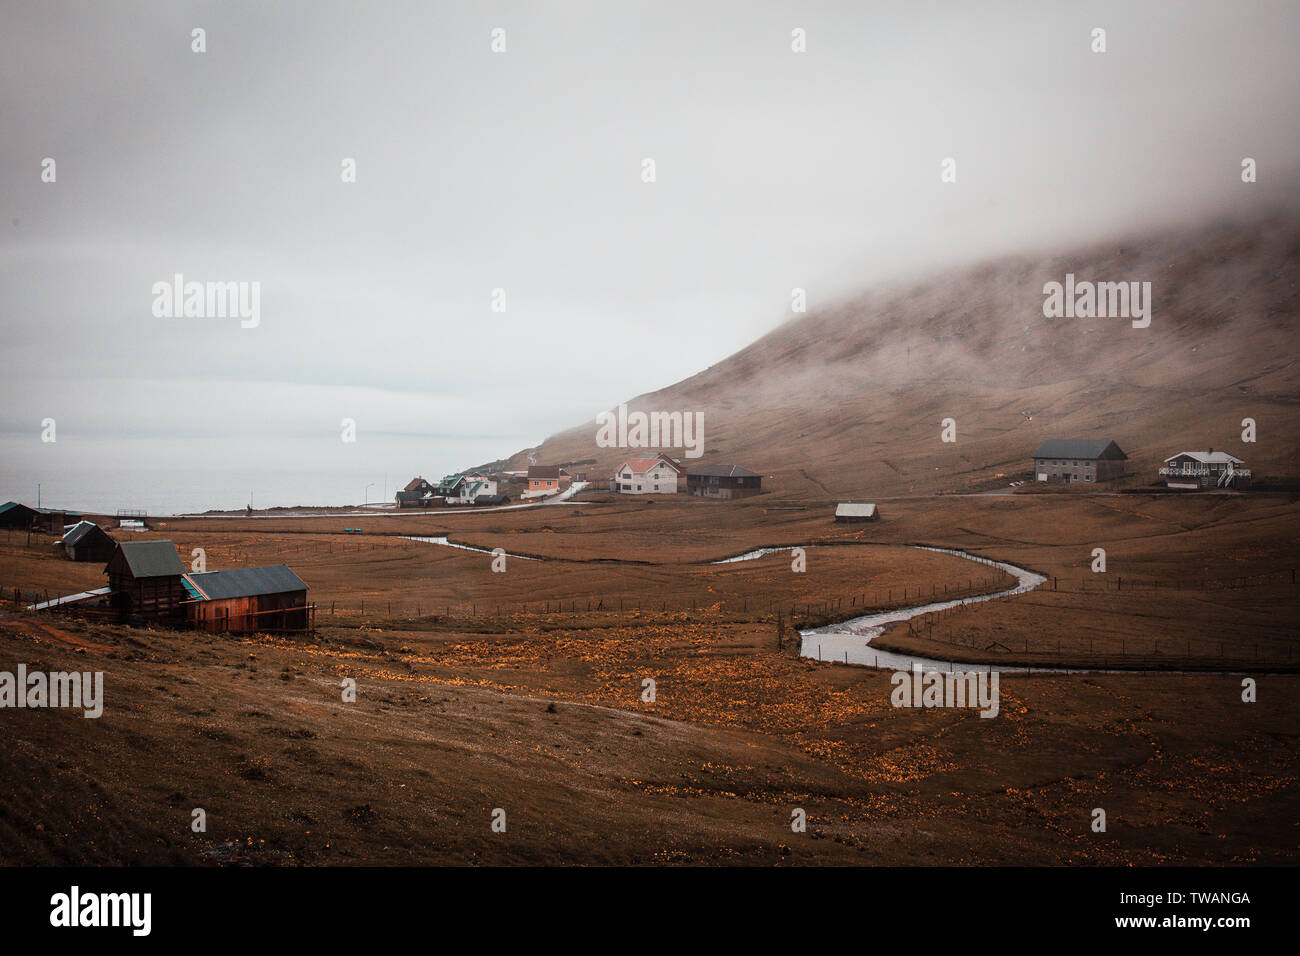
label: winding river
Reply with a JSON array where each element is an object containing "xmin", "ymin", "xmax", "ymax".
[{"xmin": 406, "ymin": 537, "xmax": 1221, "ymax": 674}]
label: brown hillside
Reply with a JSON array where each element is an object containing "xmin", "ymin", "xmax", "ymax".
[{"xmin": 502, "ymin": 213, "xmax": 1300, "ymax": 498}]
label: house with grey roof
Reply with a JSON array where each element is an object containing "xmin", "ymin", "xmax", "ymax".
[
  {"xmin": 182, "ymin": 565, "xmax": 312, "ymax": 633},
  {"xmin": 1031, "ymin": 439, "xmax": 1128, "ymax": 483},
  {"xmin": 60, "ymin": 520, "xmax": 116, "ymax": 562},
  {"xmin": 685, "ymin": 464, "xmax": 763, "ymax": 499},
  {"xmin": 1158, "ymin": 449, "xmax": 1251, "ymax": 489},
  {"xmin": 105, "ymin": 540, "xmax": 188, "ymax": 619}
]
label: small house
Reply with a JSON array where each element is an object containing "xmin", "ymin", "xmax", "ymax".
[
  {"xmin": 60, "ymin": 521, "xmax": 116, "ymax": 562},
  {"xmin": 456, "ymin": 477, "xmax": 499, "ymax": 504},
  {"xmin": 835, "ymin": 503, "xmax": 879, "ymax": 523},
  {"xmin": 526, "ymin": 465, "xmax": 571, "ymax": 497},
  {"xmin": 686, "ymin": 464, "xmax": 762, "ymax": 499},
  {"xmin": 1158, "ymin": 449, "xmax": 1252, "ymax": 489}
]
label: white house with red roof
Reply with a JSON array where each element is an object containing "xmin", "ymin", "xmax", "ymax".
[{"xmin": 611, "ymin": 454, "xmax": 685, "ymax": 494}]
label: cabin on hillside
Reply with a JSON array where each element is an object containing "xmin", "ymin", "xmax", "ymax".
[
  {"xmin": 182, "ymin": 566, "xmax": 312, "ymax": 634},
  {"xmin": 610, "ymin": 454, "xmax": 685, "ymax": 494},
  {"xmin": 1158, "ymin": 449, "xmax": 1252, "ymax": 489},
  {"xmin": 60, "ymin": 521, "xmax": 116, "ymax": 562},
  {"xmin": 686, "ymin": 464, "xmax": 762, "ymax": 499},
  {"xmin": 1032, "ymin": 439, "xmax": 1128, "ymax": 483},
  {"xmin": 105, "ymin": 540, "xmax": 187, "ymax": 620},
  {"xmin": 835, "ymin": 503, "xmax": 879, "ymax": 523}
]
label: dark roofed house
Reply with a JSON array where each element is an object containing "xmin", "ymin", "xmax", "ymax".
[
  {"xmin": 0, "ymin": 501, "xmax": 40, "ymax": 529},
  {"xmin": 1032, "ymin": 439, "xmax": 1128, "ymax": 484},
  {"xmin": 182, "ymin": 565, "xmax": 312, "ymax": 634},
  {"xmin": 60, "ymin": 521, "xmax": 116, "ymax": 562},
  {"xmin": 437, "ymin": 474, "xmax": 467, "ymax": 498},
  {"xmin": 396, "ymin": 476, "xmax": 444, "ymax": 509},
  {"xmin": 105, "ymin": 540, "xmax": 187, "ymax": 619},
  {"xmin": 686, "ymin": 464, "xmax": 763, "ymax": 499}
]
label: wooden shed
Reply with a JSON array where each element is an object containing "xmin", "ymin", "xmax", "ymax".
[
  {"xmin": 834, "ymin": 502, "xmax": 879, "ymax": 523},
  {"xmin": 105, "ymin": 540, "xmax": 187, "ymax": 620},
  {"xmin": 61, "ymin": 521, "xmax": 116, "ymax": 562},
  {"xmin": 182, "ymin": 565, "xmax": 312, "ymax": 634}
]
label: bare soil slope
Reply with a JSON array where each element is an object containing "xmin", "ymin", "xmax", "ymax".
[{"xmin": 502, "ymin": 213, "xmax": 1299, "ymax": 497}]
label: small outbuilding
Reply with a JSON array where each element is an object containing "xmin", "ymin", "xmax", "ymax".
[
  {"xmin": 105, "ymin": 540, "xmax": 188, "ymax": 620},
  {"xmin": 182, "ymin": 565, "xmax": 312, "ymax": 634},
  {"xmin": 835, "ymin": 502, "xmax": 879, "ymax": 523},
  {"xmin": 60, "ymin": 521, "xmax": 116, "ymax": 562}
]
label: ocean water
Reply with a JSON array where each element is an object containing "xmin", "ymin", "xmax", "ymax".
[{"xmin": 0, "ymin": 434, "xmax": 524, "ymax": 515}]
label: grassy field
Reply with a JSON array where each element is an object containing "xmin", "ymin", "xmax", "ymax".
[{"xmin": 1, "ymin": 491, "xmax": 1296, "ymax": 864}]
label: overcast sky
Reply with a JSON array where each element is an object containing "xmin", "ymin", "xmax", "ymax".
[{"xmin": 2, "ymin": 0, "xmax": 1298, "ymax": 511}]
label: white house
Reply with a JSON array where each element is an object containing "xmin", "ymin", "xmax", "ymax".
[
  {"xmin": 611, "ymin": 455, "xmax": 684, "ymax": 494},
  {"xmin": 443, "ymin": 475, "xmax": 498, "ymax": 504},
  {"xmin": 1158, "ymin": 450, "xmax": 1251, "ymax": 489},
  {"xmin": 459, "ymin": 476, "xmax": 498, "ymax": 503}
]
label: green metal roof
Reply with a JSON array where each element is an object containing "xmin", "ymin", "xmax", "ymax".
[{"xmin": 114, "ymin": 540, "xmax": 186, "ymax": 578}]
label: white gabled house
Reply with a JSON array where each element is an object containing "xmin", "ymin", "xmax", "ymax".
[
  {"xmin": 456, "ymin": 475, "xmax": 498, "ymax": 503},
  {"xmin": 1158, "ymin": 450, "xmax": 1251, "ymax": 489},
  {"xmin": 611, "ymin": 455, "xmax": 685, "ymax": 494}
]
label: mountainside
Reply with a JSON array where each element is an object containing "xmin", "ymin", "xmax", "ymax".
[{"xmin": 500, "ymin": 213, "xmax": 1300, "ymax": 499}]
